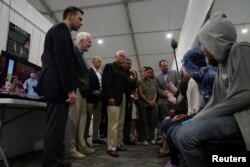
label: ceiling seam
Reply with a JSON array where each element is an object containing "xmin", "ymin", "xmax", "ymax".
[
  {"xmin": 51, "ymin": 1, "xmax": 123, "ymax": 13},
  {"xmin": 84, "ymin": 51, "xmax": 175, "ymax": 60},
  {"xmin": 39, "ymin": 0, "xmax": 58, "ymax": 23},
  {"xmin": 71, "ymin": 28, "xmax": 182, "ymax": 40},
  {"xmin": 123, "ymin": 0, "xmax": 142, "ymax": 74}
]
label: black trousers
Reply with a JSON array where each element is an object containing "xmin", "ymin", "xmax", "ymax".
[
  {"xmin": 99, "ymin": 103, "xmax": 108, "ymax": 138},
  {"xmin": 42, "ymin": 101, "xmax": 69, "ymax": 167},
  {"xmin": 123, "ymin": 102, "xmax": 132, "ymax": 142}
]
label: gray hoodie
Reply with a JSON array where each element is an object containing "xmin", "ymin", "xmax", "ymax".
[{"xmin": 192, "ymin": 12, "xmax": 250, "ymax": 151}]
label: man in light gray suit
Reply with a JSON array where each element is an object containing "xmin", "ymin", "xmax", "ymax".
[{"xmin": 155, "ymin": 60, "xmax": 178, "ymax": 137}]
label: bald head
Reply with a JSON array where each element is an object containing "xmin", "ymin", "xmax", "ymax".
[{"xmin": 92, "ymin": 56, "xmax": 102, "ymax": 70}]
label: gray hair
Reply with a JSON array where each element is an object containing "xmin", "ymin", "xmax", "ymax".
[
  {"xmin": 76, "ymin": 32, "xmax": 92, "ymax": 45},
  {"xmin": 115, "ymin": 50, "xmax": 126, "ymax": 57}
]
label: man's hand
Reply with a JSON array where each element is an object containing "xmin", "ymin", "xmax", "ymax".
[
  {"xmin": 169, "ymin": 109, "xmax": 175, "ymax": 119},
  {"xmin": 93, "ymin": 90, "xmax": 101, "ymax": 96},
  {"xmin": 172, "ymin": 115, "xmax": 180, "ymax": 121},
  {"xmin": 166, "ymin": 77, "xmax": 171, "ymax": 83},
  {"xmin": 66, "ymin": 91, "xmax": 76, "ymax": 105},
  {"xmin": 163, "ymin": 90, "xmax": 170, "ymax": 97},
  {"xmin": 108, "ymin": 98, "xmax": 115, "ymax": 106},
  {"xmin": 172, "ymin": 114, "xmax": 187, "ymax": 121}
]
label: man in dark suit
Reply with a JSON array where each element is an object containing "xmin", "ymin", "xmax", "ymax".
[
  {"xmin": 85, "ymin": 56, "xmax": 104, "ymax": 144},
  {"xmin": 64, "ymin": 32, "xmax": 95, "ymax": 159},
  {"xmin": 102, "ymin": 50, "xmax": 128, "ymax": 157},
  {"xmin": 37, "ymin": 6, "xmax": 83, "ymax": 167}
]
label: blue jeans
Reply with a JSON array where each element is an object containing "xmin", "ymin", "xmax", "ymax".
[
  {"xmin": 162, "ymin": 118, "xmax": 188, "ymax": 166},
  {"xmin": 157, "ymin": 104, "xmax": 169, "ymax": 136},
  {"xmin": 171, "ymin": 116, "xmax": 243, "ymax": 167}
]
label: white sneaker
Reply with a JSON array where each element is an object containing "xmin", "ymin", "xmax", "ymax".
[
  {"xmin": 142, "ymin": 141, "xmax": 150, "ymax": 146},
  {"xmin": 151, "ymin": 140, "xmax": 156, "ymax": 145},
  {"xmin": 65, "ymin": 150, "xmax": 86, "ymax": 159},
  {"xmin": 78, "ymin": 146, "xmax": 96, "ymax": 154}
]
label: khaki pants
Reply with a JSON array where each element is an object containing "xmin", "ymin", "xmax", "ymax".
[
  {"xmin": 86, "ymin": 100, "xmax": 102, "ymax": 139},
  {"xmin": 65, "ymin": 89, "xmax": 87, "ymax": 152},
  {"xmin": 107, "ymin": 94, "xmax": 126, "ymax": 151}
]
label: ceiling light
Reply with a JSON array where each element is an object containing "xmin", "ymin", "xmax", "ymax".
[
  {"xmin": 97, "ymin": 39, "xmax": 103, "ymax": 44},
  {"xmin": 241, "ymin": 28, "xmax": 248, "ymax": 34},
  {"xmin": 166, "ymin": 33, "xmax": 172, "ymax": 39}
]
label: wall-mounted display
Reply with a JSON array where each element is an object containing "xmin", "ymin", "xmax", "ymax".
[{"xmin": 6, "ymin": 22, "xmax": 31, "ymax": 61}]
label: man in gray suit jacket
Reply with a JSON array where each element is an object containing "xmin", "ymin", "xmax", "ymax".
[{"xmin": 155, "ymin": 60, "xmax": 178, "ymax": 135}]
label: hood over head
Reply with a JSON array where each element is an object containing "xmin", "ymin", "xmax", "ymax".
[{"xmin": 198, "ymin": 12, "xmax": 237, "ymax": 62}]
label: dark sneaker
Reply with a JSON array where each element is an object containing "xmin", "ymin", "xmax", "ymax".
[
  {"xmin": 60, "ymin": 161, "xmax": 72, "ymax": 167},
  {"xmin": 124, "ymin": 140, "xmax": 136, "ymax": 145},
  {"xmin": 116, "ymin": 145, "xmax": 127, "ymax": 151},
  {"xmin": 93, "ymin": 139, "xmax": 106, "ymax": 144},
  {"xmin": 107, "ymin": 150, "xmax": 119, "ymax": 157}
]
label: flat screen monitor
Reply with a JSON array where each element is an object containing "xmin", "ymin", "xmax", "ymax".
[{"xmin": 0, "ymin": 50, "xmax": 44, "ymax": 102}]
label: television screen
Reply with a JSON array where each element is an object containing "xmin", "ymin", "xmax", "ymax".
[{"xmin": 0, "ymin": 50, "xmax": 43, "ymax": 102}]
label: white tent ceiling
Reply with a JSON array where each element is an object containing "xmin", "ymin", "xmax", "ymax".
[{"xmin": 27, "ymin": 0, "xmax": 250, "ymax": 74}]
